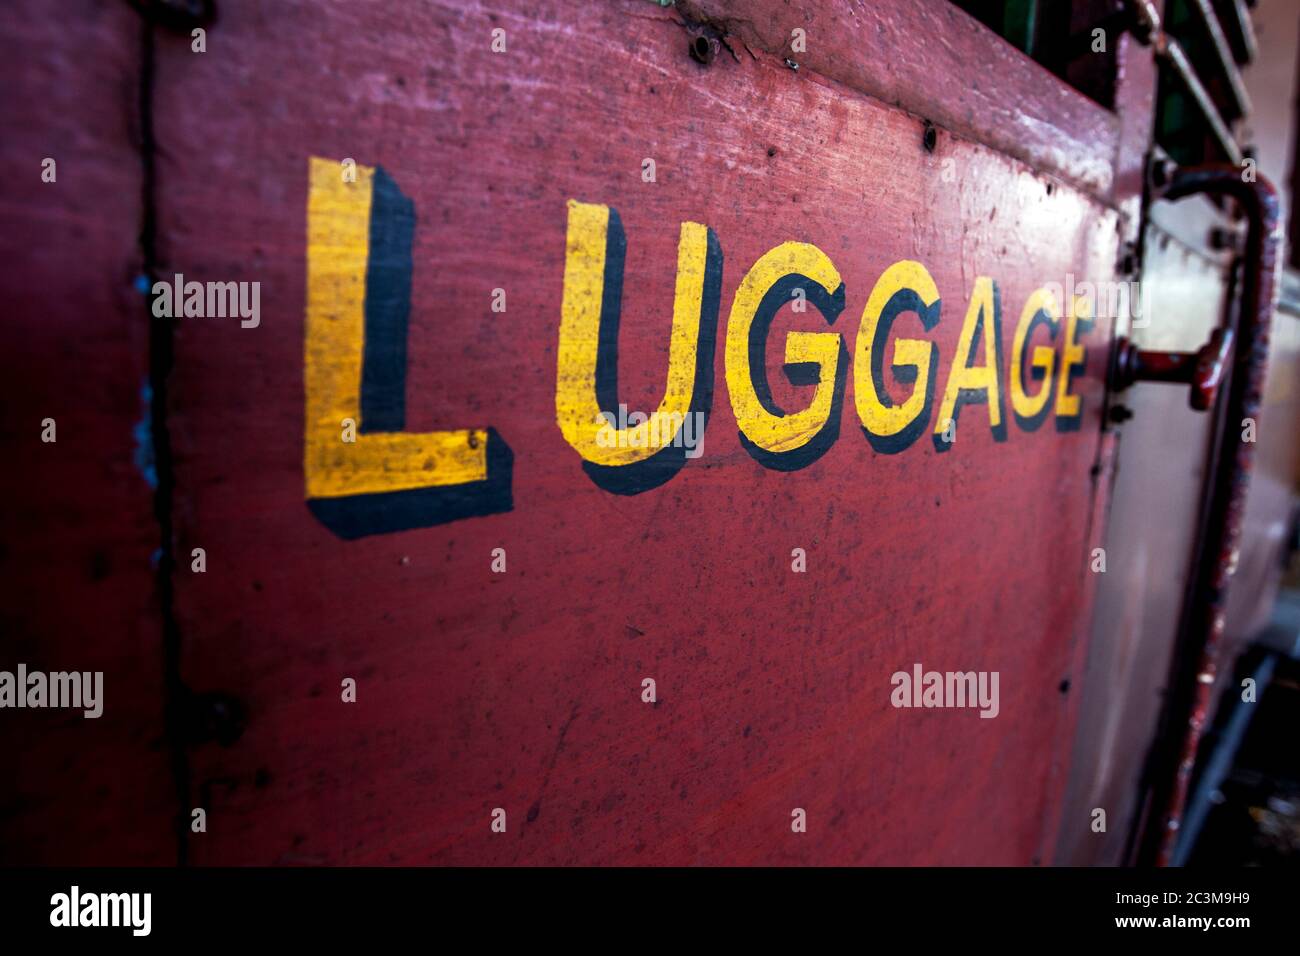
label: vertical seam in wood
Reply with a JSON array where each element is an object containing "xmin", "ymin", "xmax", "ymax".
[{"xmin": 137, "ymin": 18, "xmax": 191, "ymax": 868}]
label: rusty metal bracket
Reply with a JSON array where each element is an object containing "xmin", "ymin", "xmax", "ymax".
[{"xmin": 1112, "ymin": 327, "xmax": 1234, "ymax": 411}]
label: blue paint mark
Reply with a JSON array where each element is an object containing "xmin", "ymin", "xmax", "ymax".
[
  {"xmin": 134, "ymin": 273, "xmax": 153, "ymax": 295},
  {"xmin": 133, "ymin": 380, "xmax": 158, "ymax": 489}
]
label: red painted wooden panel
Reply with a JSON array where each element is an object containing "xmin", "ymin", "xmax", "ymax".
[
  {"xmin": 141, "ymin": 0, "xmax": 1122, "ymax": 865},
  {"xmin": 0, "ymin": 0, "xmax": 174, "ymax": 864}
]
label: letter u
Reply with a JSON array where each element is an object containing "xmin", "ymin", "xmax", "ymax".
[{"xmin": 556, "ymin": 200, "xmax": 722, "ymax": 493}]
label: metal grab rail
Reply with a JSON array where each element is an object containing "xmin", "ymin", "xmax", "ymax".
[{"xmin": 1112, "ymin": 165, "xmax": 1282, "ymax": 867}]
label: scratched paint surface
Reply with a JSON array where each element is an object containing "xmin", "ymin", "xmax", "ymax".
[{"xmin": 149, "ymin": 0, "xmax": 1121, "ymax": 864}]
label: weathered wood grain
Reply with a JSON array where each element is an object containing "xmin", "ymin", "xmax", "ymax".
[{"xmin": 680, "ymin": 0, "xmax": 1122, "ymax": 199}]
